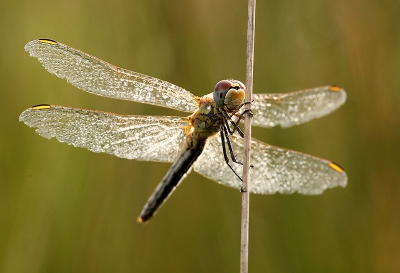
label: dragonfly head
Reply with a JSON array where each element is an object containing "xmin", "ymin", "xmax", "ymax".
[{"xmin": 213, "ymin": 79, "xmax": 246, "ymax": 110}]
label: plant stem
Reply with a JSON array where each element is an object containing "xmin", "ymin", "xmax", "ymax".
[{"xmin": 240, "ymin": 0, "xmax": 256, "ymax": 272}]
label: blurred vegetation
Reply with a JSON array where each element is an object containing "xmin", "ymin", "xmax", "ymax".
[{"xmin": 1, "ymin": 0, "xmax": 399, "ymax": 272}]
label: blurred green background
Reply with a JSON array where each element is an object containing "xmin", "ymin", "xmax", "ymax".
[{"xmin": 1, "ymin": 0, "xmax": 399, "ymax": 272}]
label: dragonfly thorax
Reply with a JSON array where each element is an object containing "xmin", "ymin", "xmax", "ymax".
[{"xmin": 186, "ymin": 95, "xmax": 224, "ymax": 149}]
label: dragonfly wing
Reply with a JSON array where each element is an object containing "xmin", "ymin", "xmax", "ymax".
[
  {"xmin": 19, "ymin": 105, "xmax": 188, "ymax": 163},
  {"xmin": 251, "ymin": 85, "xmax": 346, "ymax": 128},
  {"xmin": 24, "ymin": 39, "xmax": 198, "ymax": 113},
  {"xmin": 194, "ymin": 134, "xmax": 347, "ymax": 195}
]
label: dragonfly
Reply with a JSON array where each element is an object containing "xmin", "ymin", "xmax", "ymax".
[{"xmin": 20, "ymin": 39, "xmax": 348, "ymax": 222}]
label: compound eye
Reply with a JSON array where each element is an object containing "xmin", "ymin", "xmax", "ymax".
[
  {"xmin": 214, "ymin": 80, "xmax": 232, "ymax": 93},
  {"xmin": 213, "ymin": 80, "xmax": 232, "ymax": 106}
]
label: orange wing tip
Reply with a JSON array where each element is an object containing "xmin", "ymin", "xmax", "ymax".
[
  {"xmin": 329, "ymin": 162, "xmax": 344, "ymax": 173},
  {"xmin": 38, "ymin": 39, "xmax": 58, "ymax": 45},
  {"xmin": 329, "ymin": 85, "xmax": 342, "ymax": 92},
  {"xmin": 32, "ymin": 104, "xmax": 51, "ymax": 110}
]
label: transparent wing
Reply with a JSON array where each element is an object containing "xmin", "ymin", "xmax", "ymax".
[
  {"xmin": 251, "ymin": 85, "xmax": 346, "ymax": 128},
  {"xmin": 19, "ymin": 105, "xmax": 189, "ymax": 163},
  {"xmin": 194, "ymin": 134, "xmax": 347, "ymax": 195},
  {"xmin": 24, "ymin": 39, "xmax": 199, "ymax": 113}
]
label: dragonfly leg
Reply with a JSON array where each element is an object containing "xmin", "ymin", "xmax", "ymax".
[
  {"xmin": 221, "ymin": 110, "xmax": 244, "ymax": 137},
  {"xmin": 224, "ymin": 118, "xmax": 244, "ymax": 137},
  {"xmin": 220, "ymin": 128, "xmax": 243, "ymax": 181},
  {"xmin": 235, "ymin": 100, "xmax": 254, "ymax": 119},
  {"xmin": 229, "ymin": 108, "xmax": 254, "ymax": 135},
  {"xmin": 241, "ymin": 108, "xmax": 254, "ymax": 118},
  {"xmin": 223, "ymin": 124, "xmax": 254, "ymax": 168},
  {"xmin": 222, "ymin": 125, "xmax": 243, "ymax": 165},
  {"xmin": 222, "ymin": 103, "xmax": 253, "ymax": 137}
]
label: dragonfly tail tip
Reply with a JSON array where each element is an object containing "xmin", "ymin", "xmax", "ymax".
[{"xmin": 137, "ymin": 215, "xmax": 152, "ymax": 223}]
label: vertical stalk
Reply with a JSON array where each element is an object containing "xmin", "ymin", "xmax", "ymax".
[{"xmin": 240, "ymin": 0, "xmax": 256, "ymax": 272}]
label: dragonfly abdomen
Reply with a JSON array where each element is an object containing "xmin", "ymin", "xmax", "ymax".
[{"xmin": 137, "ymin": 139, "xmax": 207, "ymax": 223}]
